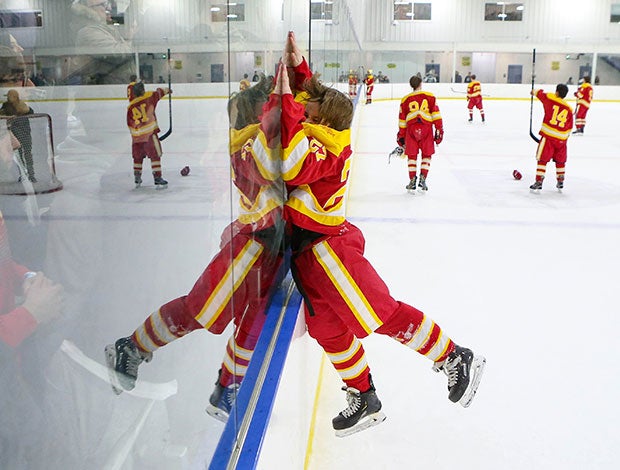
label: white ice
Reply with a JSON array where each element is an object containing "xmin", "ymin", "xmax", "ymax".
[
  {"xmin": 2, "ymin": 93, "xmax": 618, "ymax": 469},
  {"xmin": 263, "ymin": 96, "xmax": 620, "ymax": 470}
]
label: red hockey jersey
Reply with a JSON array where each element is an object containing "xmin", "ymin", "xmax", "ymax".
[
  {"xmin": 535, "ymin": 89, "xmax": 574, "ymax": 141},
  {"xmin": 126, "ymin": 88, "xmax": 166, "ymax": 142}
]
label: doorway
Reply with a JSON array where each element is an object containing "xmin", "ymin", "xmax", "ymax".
[
  {"xmin": 507, "ymin": 65, "xmax": 522, "ymax": 83},
  {"xmin": 211, "ymin": 64, "xmax": 224, "ymax": 82}
]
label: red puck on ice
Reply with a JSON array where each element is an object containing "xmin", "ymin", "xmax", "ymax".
[
  {"xmin": 513, "ymin": 169, "xmax": 522, "ymax": 180},
  {"xmin": 180, "ymin": 166, "xmax": 190, "ymax": 176}
]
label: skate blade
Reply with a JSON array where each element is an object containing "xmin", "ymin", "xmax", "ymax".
[
  {"xmin": 459, "ymin": 356, "xmax": 486, "ymax": 408},
  {"xmin": 155, "ymin": 185, "xmax": 168, "ymax": 190},
  {"xmin": 334, "ymin": 411, "xmax": 387, "ymax": 438},
  {"xmin": 104, "ymin": 345, "xmax": 124, "ymax": 395},
  {"xmin": 205, "ymin": 405, "xmax": 230, "ymax": 424}
]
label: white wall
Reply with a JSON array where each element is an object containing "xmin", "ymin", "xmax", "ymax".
[{"xmin": 11, "ymin": 82, "xmax": 620, "ymax": 104}]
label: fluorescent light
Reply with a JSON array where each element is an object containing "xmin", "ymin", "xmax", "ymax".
[
  {"xmin": 498, "ymin": 13, "xmax": 507, "ymax": 18},
  {"xmin": 516, "ymin": 5, "xmax": 524, "ymax": 10},
  {"xmin": 226, "ymin": 14, "xmax": 238, "ymax": 18},
  {"xmin": 210, "ymin": 7, "xmax": 220, "ymax": 11}
]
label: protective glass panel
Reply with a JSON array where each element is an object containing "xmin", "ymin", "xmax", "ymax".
[{"xmin": 0, "ymin": 0, "xmax": 287, "ymax": 467}]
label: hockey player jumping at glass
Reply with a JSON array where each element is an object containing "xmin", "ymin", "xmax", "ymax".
[
  {"xmin": 573, "ymin": 75, "xmax": 593, "ymax": 135},
  {"xmin": 281, "ymin": 32, "xmax": 485, "ymax": 437},
  {"xmin": 529, "ymin": 84, "xmax": 573, "ymax": 191},
  {"xmin": 106, "ymin": 78, "xmax": 286, "ymax": 422},
  {"xmin": 127, "ymin": 81, "xmax": 171, "ymax": 189},
  {"xmin": 0, "ymin": 90, "xmax": 35, "ymax": 183},
  {"xmin": 466, "ymin": 74, "xmax": 485, "ymax": 123},
  {"xmin": 392, "ymin": 75, "xmax": 444, "ymax": 192}
]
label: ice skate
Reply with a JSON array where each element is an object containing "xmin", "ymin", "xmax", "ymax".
[
  {"xmin": 405, "ymin": 176, "xmax": 417, "ymax": 191},
  {"xmin": 206, "ymin": 378, "xmax": 240, "ymax": 423},
  {"xmin": 417, "ymin": 175, "xmax": 428, "ymax": 191},
  {"xmin": 104, "ymin": 336, "xmax": 153, "ymax": 395},
  {"xmin": 433, "ymin": 345, "xmax": 486, "ymax": 408},
  {"xmin": 134, "ymin": 174, "xmax": 142, "ymax": 189},
  {"xmin": 332, "ymin": 378, "xmax": 386, "ymax": 437},
  {"xmin": 556, "ymin": 179, "xmax": 564, "ymax": 190},
  {"xmin": 154, "ymin": 176, "xmax": 168, "ymax": 189},
  {"xmin": 468, "ymin": 117, "xmax": 473, "ymax": 123},
  {"xmin": 529, "ymin": 180, "xmax": 542, "ymax": 191},
  {"xmin": 572, "ymin": 128, "xmax": 584, "ymax": 135}
]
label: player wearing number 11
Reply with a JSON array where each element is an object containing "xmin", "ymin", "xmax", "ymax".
[
  {"xmin": 127, "ymin": 82, "xmax": 172, "ymax": 189},
  {"xmin": 529, "ymin": 84, "xmax": 573, "ymax": 191}
]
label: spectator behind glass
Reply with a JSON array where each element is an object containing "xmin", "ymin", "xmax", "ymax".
[
  {"xmin": 70, "ymin": 0, "xmax": 132, "ymax": 52},
  {"xmin": 0, "ymin": 205, "xmax": 63, "ymax": 468},
  {"xmin": 0, "ymin": 89, "xmax": 36, "ymax": 183},
  {"xmin": 0, "ymin": 33, "xmax": 35, "ymax": 87}
]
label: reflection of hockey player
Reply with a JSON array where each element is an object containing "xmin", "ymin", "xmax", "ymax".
[
  {"xmin": 573, "ymin": 76, "xmax": 593, "ymax": 135},
  {"xmin": 348, "ymin": 71, "xmax": 358, "ymax": 98},
  {"xmin": 466, "ymin": 74, "xmax": 485, "ymax": 123},
  {"xmin": 363, "ymin": 70, "xmax": 375, "ymax": 104},
  {"xmin": 106, "ymin": 78, "xmax": 287, "ymax": 423},
  {"xmin": 127, "ymin": 82, "xmax": 171, "ymax": 189}
]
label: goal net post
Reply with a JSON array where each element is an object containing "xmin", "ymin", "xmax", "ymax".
[{"xmin": 0, "ymin": 113, "xmax": 63, "ymax": 195}]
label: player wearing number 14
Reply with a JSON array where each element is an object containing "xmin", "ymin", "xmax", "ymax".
[
  {"xmin": 529, "ymin": 84, "xmax": 573, "ymax": 191},
  {"xmin": 127, "ymin": 82, "xmax": 172, "ymax": 189}
]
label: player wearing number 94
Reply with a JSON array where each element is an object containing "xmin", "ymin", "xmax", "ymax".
[
  {"xmin": 395, "ymin": 75, "xmax": 443, "ymax": 193},
  {"xmin": 127, "ymin": 82, "xmax": 172, "ymax": 189},
  {"xmin": 529, "ymin": 84, "xmax": 573, "ymax": 191}
]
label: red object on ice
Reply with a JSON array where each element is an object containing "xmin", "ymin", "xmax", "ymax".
[
  {"xmin": 181, "ymin": 166, "xmax": 190, "ymax": 176},
  {"xmin": 513, "ymin": 169, "xmax": 522, "ymax": 180}
]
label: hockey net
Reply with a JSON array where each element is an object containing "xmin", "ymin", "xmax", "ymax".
[{"xmin": 0, "ymin": 113, "xmax": 63, "ymax": 195}]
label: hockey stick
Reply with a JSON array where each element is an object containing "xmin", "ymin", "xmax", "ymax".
[
  {"xmin": 159, "ymin": 48, "xmax": 172, "ymax": 141},
  {"xmin": 529, "ymin": 48, "xmax": 541, "ymax": 144},
  {"xmin": 451, "ymin": 87, "xmax": 490, "ymax": 97},
  {"xmin": 61, "ymin": 340, "xmax": 177, "ymax": 400}
]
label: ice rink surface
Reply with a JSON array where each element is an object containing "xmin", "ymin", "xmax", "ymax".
[
  {"xmin": 266, "ymin": 96, "xmax": 620, "ymax": 470},
  {"xmin": 2, "ymin": 92, "xmax": 618, "ymax": 469}
]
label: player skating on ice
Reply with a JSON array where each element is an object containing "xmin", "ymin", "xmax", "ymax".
[
  {"xmin": 395, "ymin": 75, "xmax": 443, "ymax": 192},
  {"xmin": 280, "ymin": 33, "xmax": 485, "ymax": 437},
  {"xmin": 347, "ymin": 70, "xmax": 358, "ymax": 98},
  {"xmin": 573, "ymin": 76, "xmax": 593, "ymax": 135},
  {"xmin": 529, "ymin": 84, "xmax": 573, "ymax": 191},
  {"xmin": 363, "ymin": 69, "xmax": 375, "ymax": 104},
  {"xmin": 466, "ymin": 74, "xmax": 485, "ymax": 123},
  {"xmin": 127, "ymin": 82, "xmax": 171, "ymax": 189},
  {"xmin": 106, "ymin": 78, "xmax": 287, "ymax": 423}
]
